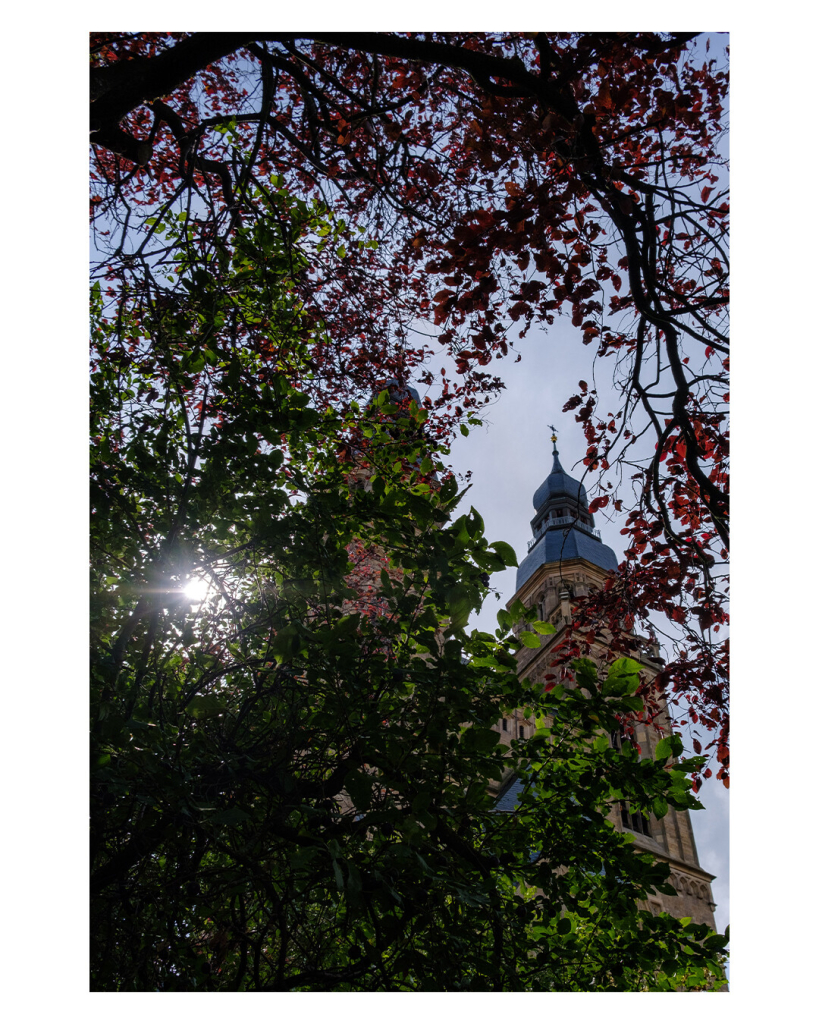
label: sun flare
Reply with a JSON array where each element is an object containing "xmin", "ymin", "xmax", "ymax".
[{"xmin": 183, "ymin": 576, "xmax": 210, "ymax": 603}]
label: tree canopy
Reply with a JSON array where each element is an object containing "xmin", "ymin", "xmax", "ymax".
[
  {"xmin": 89, "ymin": 32, "xmax": 729, "ymax": 990},
  {"xmin": 91, "ymin": 31, "xmax": 729, "ymax": 783},
  {"xmin": 90, "ymin": 198, "xmax": 727, "ymax": 989}
]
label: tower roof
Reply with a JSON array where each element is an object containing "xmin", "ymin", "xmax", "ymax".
[
  {"xmin": 532, "ymin": 445, "xmax": 589, "ymax": 514},
  {"xmin": 516, "ymin": 434, "xmax": 618, "ymax": 591},
  {"xmin": 515, "ymin": 526, "xmax": 619, "ymax": 589}
]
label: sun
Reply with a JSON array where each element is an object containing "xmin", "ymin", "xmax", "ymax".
[{"xmin": 183, "ymin": 575, "xmax": 210, "ymax": 603}]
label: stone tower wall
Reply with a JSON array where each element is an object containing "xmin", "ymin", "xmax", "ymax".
[{"xmin": 493, "ymin": 555, "xmax": 719, "ymax": 931}]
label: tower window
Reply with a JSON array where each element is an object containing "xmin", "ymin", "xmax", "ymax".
[
  {"xmin": 620, "ymin": 802, "xmax": 651, "ymax": 837},
  {"xmin": 518, "ymin": 725, "xmax": 525, "ymax": 740},
  {"xmin": 502, "ymin": 718, "xmax": 508, "ymax": 732},
  {"xmin": 610, "ymin": 728, "xmax": 629, "ymax": 752}
]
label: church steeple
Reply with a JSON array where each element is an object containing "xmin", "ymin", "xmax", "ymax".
[
  {"xmin": 515, "ymin": 430, "xmax": 618, "ymax": 590},
  {"xmin": 501, "ymin": 426, "xmax": 720, "ymax": 941}
]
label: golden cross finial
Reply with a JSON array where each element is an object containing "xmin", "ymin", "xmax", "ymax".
[{"xmin": 548, "ymin": 424, "xmax": 558, "ymax": 446}]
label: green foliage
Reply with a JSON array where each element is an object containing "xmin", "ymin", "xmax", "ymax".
[{"xmin": 90, "ymin": 201, "xmax": 726, "ymax": 992}]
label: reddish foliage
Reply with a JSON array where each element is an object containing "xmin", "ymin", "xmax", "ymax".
[{"xmin": 90, "ymin": 32, "xmax": 729, "ymax": 780}]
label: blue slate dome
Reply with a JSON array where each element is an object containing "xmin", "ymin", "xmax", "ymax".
[
  {"xmin": 516, "ymin": 525, "xmax": 619, "ymax": 590},
  {"xmin": 532, "ymin": 449, "xmax": 588, "ymax": 514},
  {"xmin": 515, "ymin": 437, "xmax": 619, "ymax": 590}
]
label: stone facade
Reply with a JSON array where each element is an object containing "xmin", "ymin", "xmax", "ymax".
[{"xmin": 490, "ymin": 553, "xmax": 718, "ymax": 931}]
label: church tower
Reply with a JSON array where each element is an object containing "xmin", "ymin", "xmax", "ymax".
[{"xmin": 495, "ymin": 434, "xmax": 719, "ymax": 930}]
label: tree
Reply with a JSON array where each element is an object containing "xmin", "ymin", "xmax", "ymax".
[
  {"xmin": 90, "ymin": 32, "xmax": 729, "ymax": 783},
  {"xmin": 90, "ymin": 203, "xmax": 727, "ymax": 990}
]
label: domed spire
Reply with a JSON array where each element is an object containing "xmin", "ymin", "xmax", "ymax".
[
  {"xmin": 532, "ymin": 428, "xmax": 589, "ymax": 515},
  {"xmin": 516, "ymin": 424, "xmax": 618, "ymax": 589}
]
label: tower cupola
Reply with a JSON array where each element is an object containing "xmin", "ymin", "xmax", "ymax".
[
  {"xmin": 515, "ymin": 432, "xmax": 618, "ymax": 589},
  {"xmin": 531, "ymin": 442, "xmax": 591, "ymax": 529}
]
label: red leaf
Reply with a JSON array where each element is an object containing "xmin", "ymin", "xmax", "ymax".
[{"xmin": 597, "ymin": 82, "xmax": 614, "ymax": 111}]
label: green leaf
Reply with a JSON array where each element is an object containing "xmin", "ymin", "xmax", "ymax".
[
  {"xmin": 446, "ymin": 583, "xmax": 475, "ymax": 629},
  {"xmin": 519, "ymin": 631, "xmax": 541, "ymax": 648},
  {"xmin": 496, "ymin": 608, "xmax": 513, "ymax": 630},
  {"xmin": 489, "ymin": 540, "xmax": 518, "ymax": 566},
  {"xmin": 655, "ymin": 734, "xmax": 684, "ymax": 761},
  {"xmin": 185, "ymin": 351, "xmax": 205, "ymax": 373},
  {"xmin": 574, "ymin": 658, "xmax": 599, "ymax": 692},
  {"xmin": 611, "ymin": 656, "xmax": 643, "ymax": 676},
  {"xmin": 208, "ymin": 807, "xmax": 251, "ymax": 826},
  {"xmin": 186, "ymin": 694, "xmax": 225, "ymax": 719},
  {"xmin": 411, "ymin": 791, "xmax": 432, "ymax": 814},
  {"xmin": 332, "ymin": 859, "xmax": 345, "ymax": 890},
  {"xmin": 655, "ymin": 737, "xmax": 672, "ymax": 760},
  {"xmin": 602, "ymin": 657, "xmax": 642, "ymax": 696}
]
